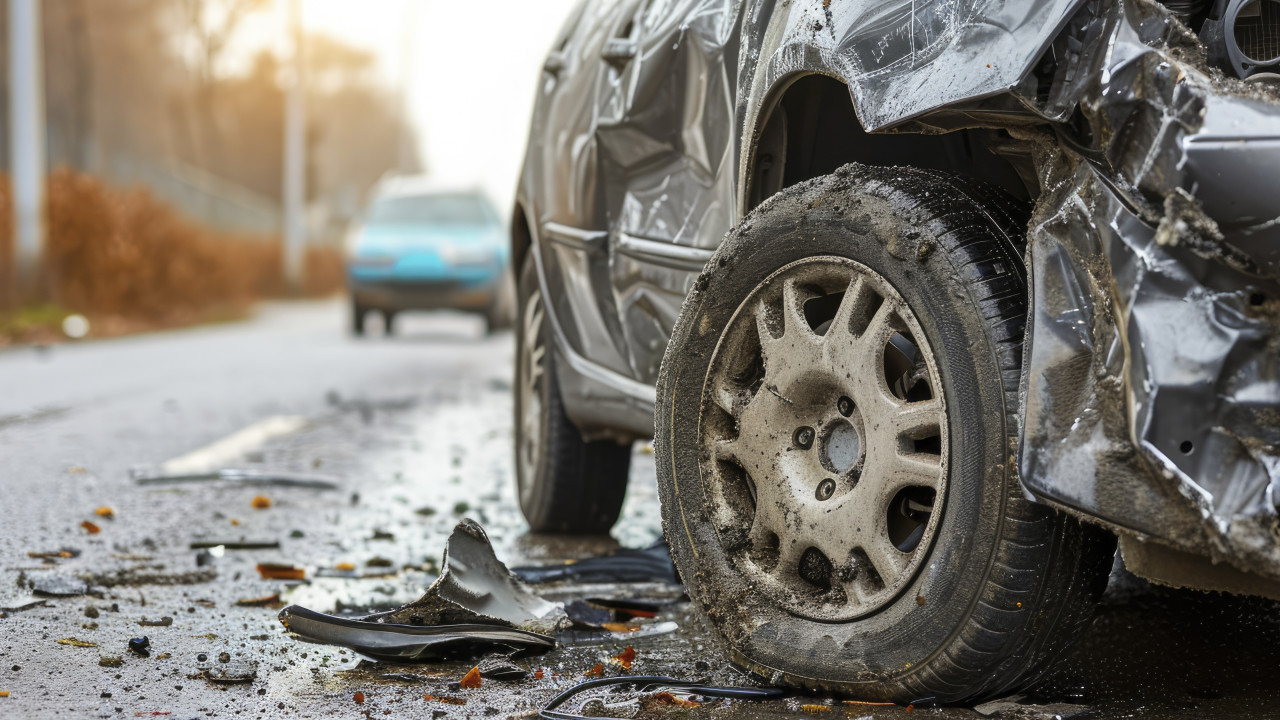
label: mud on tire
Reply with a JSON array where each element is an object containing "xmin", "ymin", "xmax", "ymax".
[{"xmin": 655, "ymin": 164, "xmax": 1114, "ymax": 703}]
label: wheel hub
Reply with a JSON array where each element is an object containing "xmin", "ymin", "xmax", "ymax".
[{"xmin": 699, "ymin": 256, "xmax": 948, "ymax": 621}]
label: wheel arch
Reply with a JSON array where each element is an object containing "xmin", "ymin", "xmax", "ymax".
[
  {"xmin": 743, "ymin": 73, "xmax": 1034, "ymax": 214},
  {"xmin": 510, "ymin": 200, "xmax": 534, "ymax": 276}
]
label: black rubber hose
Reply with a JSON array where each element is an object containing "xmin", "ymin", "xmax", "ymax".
[{"xmin": 539, "ymin": 676, "xmax": 786, "ymax": 720}]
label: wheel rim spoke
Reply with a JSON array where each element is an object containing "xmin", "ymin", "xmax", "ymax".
[{"xmin": 699, "ymin": 256, "xmax": 949, "ymax": 621}]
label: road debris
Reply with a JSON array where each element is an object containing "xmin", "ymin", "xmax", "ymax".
[
  {"xmin": 250, "ymin": 495, "xmax": 272, "ymax": 509},
  {"xmin": 202, "ymin": 660, "xmax": 258, "ymax": 684},
  {"xmin": 94, "ymin": 507, "xmax": 114, "ymax": 518},
  {"xmin": 612, "ymin": 646, "xmax": 636, "ymax": 671},
  {"xmin": 57, "ymin": 637, "xmax": 98, "ymax": 647},
  {"xmin": 0, "ymin": 600, "xmax": 49, "ymax": 618},
  {"xmin": 973, "ymin": 696, "xmax": 1095, "ymax": 719},
  {"xmin": 128, "ymin": 637, "xmax": 150, "ymax": 656},
  {"xmin": 137, "ymin": 616, "xmax": 173, "ymax": 627},
  {"xmin": 459, "ymin": 666, "xmax": 482, "ymax": 689},
  {"xmin": 256, "ymin": 563, "xmax": 305, "ymax": 580},
  {"xmin": 539, "ymin": 676, "xmax": 785, "ymax": 720},
  {"xmin": 24, "ymin": 572, "xmax": 94, "ymax": 597},
  {"xmin": 190, "ymin": 539, "xmax": 279, "ymax": 550},
  {"xmin": 27, "ymin": 548, "xmax": 81, "ymax": 560},
  {"xmin": 235, "ymin": 593, "xmax": 282, "ymax": 608},
  {"xmin": 98, "ymin": 657, "xmax": 123, "ymax": 668},
  {"xmin": 134, "ymin": 467, "xmax": 340, "ymax": 489},
  {"xmin": 277, "ymin": 605, "xmax": 554, "ymax": 661},
  {"xmin": 80, "ymin": 520, "xmax": 100, "ymax": 534},
  {"xmin": 85, "ymin": 567, "xmax": 216, "ymax": 587},
  {"xmin": 512, "ymin": 542, "xmax": 678, "ymax": 585},
  {"xmin": 475, "ymin": 656, "xmax": 530, "ymax": 681}
]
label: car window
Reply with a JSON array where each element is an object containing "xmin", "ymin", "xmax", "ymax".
[{"xmin": 367, "ymin": 193, "xmax": 496, "ymax": 227}]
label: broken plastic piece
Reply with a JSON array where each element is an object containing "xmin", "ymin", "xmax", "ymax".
[
  {"xmin": 277, "ymin": 605, "xmax": 554, "ymax": 661},
  {"xmin": 256, "ymin": 563, "xmax": 305, "ymax": 580},
  {"xmin": 250, "ymin": 495, "xmax": 272, "ymax": 509},
  {"xmin": 459, "ymin": 666, "xmax": 482, "ymax": 689},
  {"xmin": 80, "ymin": 520, "xmax": 100, "ymax": 534},
  {"xmin": 512, "ymin": 543, "xmax": 678, "ymax": 585}
]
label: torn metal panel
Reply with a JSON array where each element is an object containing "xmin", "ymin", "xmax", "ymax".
[
  {"xmin": 278, "ymin": 520, "xmax": 564, "ymax": 660},
  {"xmin": 1016, "ymin": 1, "xmax": 1280, "ymax": 578},
  {"xmin": 278, "ymin": 606, "xmax": 555, "ymax": 662}
]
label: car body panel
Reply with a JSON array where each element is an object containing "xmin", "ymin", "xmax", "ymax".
[{"xmin": 515, "ymin": 0, "xmax": 1280, "ymax": 582}]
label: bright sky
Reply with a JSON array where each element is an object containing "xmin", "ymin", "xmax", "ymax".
[{"xmin": 299, "ymin": 0, "xmax": 582, "ymax": 214}]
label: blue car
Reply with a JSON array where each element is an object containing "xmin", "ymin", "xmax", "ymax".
[{"xmin": 346, "ymin": 181, "xmax": 511, "ymax": 335}]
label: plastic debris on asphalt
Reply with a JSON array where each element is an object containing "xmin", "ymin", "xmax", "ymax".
[{"xmin": 277, "ymin": 519, "xmax": 685, "ymax": 662}]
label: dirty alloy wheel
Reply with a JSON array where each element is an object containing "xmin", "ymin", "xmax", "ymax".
[
  {"xmin": 514, "ymin": 252, "xmax": 631, "ymax": 533},
  {"xmin": 655, "ymin": 164, "xmax": 1115, "ymax": 704}
]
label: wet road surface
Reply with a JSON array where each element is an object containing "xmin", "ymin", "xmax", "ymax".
[{"xmin": 1, "ymin": 300, "xmax": 1279, "ymax": 719}]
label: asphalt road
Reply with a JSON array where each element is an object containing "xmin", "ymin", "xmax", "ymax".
[{"xmin": 2, "ymin": 300, "xmax": 1279, "ymax": 720}]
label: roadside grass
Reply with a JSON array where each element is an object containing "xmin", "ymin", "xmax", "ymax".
[{"xmin": 0, "ymin": 168, "xmax": 344, "ymax": 346}]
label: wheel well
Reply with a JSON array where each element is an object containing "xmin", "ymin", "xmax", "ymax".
[
  {"xmin": 747, "ymin": 75, "xmax": 1034, "ymax": 211},
  {"xmin": 511, "ymin": 203, "xmax": 533, "ymax": 272}
]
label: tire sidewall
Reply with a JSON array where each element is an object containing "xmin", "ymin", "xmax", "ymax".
[
  {"xmin": 514, "ymin": 254, "xmax": 552, "ymax": 520},
  {"xmin": 657, "ymin": 180, "xmax": 1014, "ymax": 695}
]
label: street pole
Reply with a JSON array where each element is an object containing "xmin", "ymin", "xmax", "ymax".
[
  {"xmin": 8, "ymin": 0, "xmax": 46, "ymax": 310},
  {"xmin": 282, "ymin": 0, "xmax": 306, "ymax": 295}
]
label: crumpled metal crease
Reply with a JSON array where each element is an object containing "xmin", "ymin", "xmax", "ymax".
[{"xmin": 1014, "ymin": 0, "xmax": 1280, "ymax": 578}]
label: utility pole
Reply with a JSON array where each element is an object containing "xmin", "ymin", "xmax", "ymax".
[
  {"xmin": 395, "ymin": 0, "xmax": 418, "ymax": 173},
  {"xmin": 282, "ymin": 0, "xmax": 306, "ymax": 294},
  {"xmin": 7, "ymin": 0, "xmax": 46, "ymax": 310}
]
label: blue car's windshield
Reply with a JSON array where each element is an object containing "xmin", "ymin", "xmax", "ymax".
[{"xmin": 367, "ymin": 193, "xmax": 495, "ymax": 227}]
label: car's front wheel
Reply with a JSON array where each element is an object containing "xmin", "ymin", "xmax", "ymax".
[
  {"xmin": 655, "ymin": 165, "xmax": 1114, "ymax": 703},
  {"xmin": 514, "ymin": 253, "xmax": 631, "ymax": 533}
]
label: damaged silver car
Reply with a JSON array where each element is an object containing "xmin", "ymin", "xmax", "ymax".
[{"xmin": 512, "ymin": 0, "xmax": 1280, "ymax": 704}]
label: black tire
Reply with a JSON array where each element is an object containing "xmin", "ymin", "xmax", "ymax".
[
  {"xmin": 351, "ymin": 303, "xmax": 368, "ymax": 336},
  {"xmin": 655, "ymin": 164, "xmax": 1114, "ymax": 704},
  {"xmin": 514, "ymin": 252, "xmax": 631, "ymax": 533}
]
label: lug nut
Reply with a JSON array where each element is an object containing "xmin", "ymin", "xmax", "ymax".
[
  {"xmin": 794, "ymin": 426, "xmax": 815, "ymax": 449},
  {"xmin": 838, "ymin": 397, "xmax": 854, "ymax": 417},
  {"xmin": 816, "ymin": 478, "xmax": 836, "ymax": 501}
]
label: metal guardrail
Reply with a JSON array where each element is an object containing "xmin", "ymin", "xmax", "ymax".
[{"xmin": 107, "ymin": 155, "xmax": 282, "ymax": 236}]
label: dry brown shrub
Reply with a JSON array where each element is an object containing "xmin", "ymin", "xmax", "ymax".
[{"xmin": 2, "ymin": 168, "xmax": 343, "ymax": 332}]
